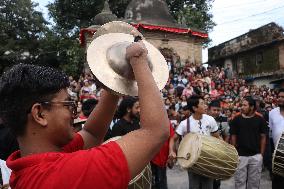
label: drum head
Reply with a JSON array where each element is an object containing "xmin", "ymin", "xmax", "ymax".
[{"xmin": 177, "ymin": 133, "xmax": 201, "ymax": 169}]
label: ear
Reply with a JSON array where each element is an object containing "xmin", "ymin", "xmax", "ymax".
[
  {"xmin": 127, "ymin": 107, "xmax": 131, "ymax": 113},
  {"xmin": 192, "ymin": 106, "xmax": 197, "ymax": 112},
  {"xmin": 30, "ymin": 103, "xmax": 48, "ymax": 127}
]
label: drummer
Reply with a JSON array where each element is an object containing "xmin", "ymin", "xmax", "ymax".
[
  {"xmin": 169, "ymin": 95, "xmax": 220, "ymax": 189},
  {"xmin": 0, "ymin": 39, "xmax": 169, "ymax": 188},
  {"xmin": 269, "ymin": 88, "xmax": 284, "ymax": 188}
]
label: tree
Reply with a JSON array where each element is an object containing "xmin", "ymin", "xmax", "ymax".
[
  {"xmin": 166, "ymin": 0, "xmax": 215, "ymax": 34},
  {"xmin": 0, "ymin": 0, "xmax": 48, "ymax": 72},
  {"xmin": 48, "ymin": 0, "xmax": 105, "ymax": 33},
  {"xmin": 166, "ymin": 0, "xmax": 216, "ymax": 45},
  {"xmin": 46, "ymin": 0, "xmax": 215, "ymax": 76},
  {"xmin": 48, "ymin": 0, "xmax": 215, "ymax": 34}
]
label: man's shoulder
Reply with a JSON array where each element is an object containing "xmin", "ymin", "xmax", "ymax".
[
  {"xmin": 178, "ymin": 119, "xmax": 188, "ymax": 127},
  {"xmin": 254, "ymin": 112, "xmax": 265, "ymax": 119},
  {"xmin": 232, "ymin": 113, "xmax": 242, "ymax": 120},
  {"xmin": 113, "ymin": 119, "xmax": 126, "ymax": 127},
  {"xmin": 202, "ymin": 114, "xmax": 215, "ymax": 121},
  {"xmin": 270, "ymin": 107, "xmax": 279, "ymax": 115},
  {"xmin": 7, "ymin": 142, "xmax": 130, "ymax": 188}
]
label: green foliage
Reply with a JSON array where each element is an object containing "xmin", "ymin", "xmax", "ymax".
[
  {"xmin": 48, "ymin": 0, "xmax": 215, "ymax": 34},
  {"xmin": 109, "ymin": 0, "xmax": 131, "ymax": 18},
  {"xmin": 0, "ymin": 0, "xmax": 215, "ymax": 75},
  {"xmin": 48, "ymin": 0, "xmax": 105, "ymax": 32},
  {"xmin": 0, "ymin": 0, "xmax": 48, "ymax": 72},
  {"xmin": 166, "ymin": 0, "xmax": 215, "ymax": 33}
]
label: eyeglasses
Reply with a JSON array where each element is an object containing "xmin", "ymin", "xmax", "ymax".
[{"xmin": 40, "ymin": 101, "xmax": 77, "ymax": 117}]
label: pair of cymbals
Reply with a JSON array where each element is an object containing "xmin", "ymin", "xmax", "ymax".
[{"xmin": 87, "ymin": 21, "xmax": 169, "ymax": 96}]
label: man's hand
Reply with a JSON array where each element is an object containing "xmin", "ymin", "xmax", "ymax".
[
  {"xmin": 167, "ymin": 150, "xmax": 177, "ymax": 169},
  {"xmin": 1, "ymin": 184, "xmax": 9, "ymax": 189},
  {"xmin": 126, "ymin": 41, "xmax": 148, "ymax": 61},
  {"xmin": 169, "ymin": 150, "xmax": 177, "ymax": 159},
  {"xmin": 126, "ymin": 30, "xmax": 148, "ymax": 65}
]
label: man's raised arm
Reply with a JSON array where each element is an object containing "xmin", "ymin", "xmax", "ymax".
[{"xmin": 116, "ymin": 41, "xmax": 169, "ymax": 179}]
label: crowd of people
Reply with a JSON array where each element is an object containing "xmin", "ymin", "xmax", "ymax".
[
  {"xmin": 67, "ymin": 60, "xmax": 277, "ymax": 128},
  {"xmin": 1, "ymin": 42, "xmax": 284, "ymax": 189},
  {"xmin": 63, "ymin": 58, "xmax": 283, "ymax": 189}
]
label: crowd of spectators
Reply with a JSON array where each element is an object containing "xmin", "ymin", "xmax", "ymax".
[
  {"xmin": 163, "ymin": 61, "xmax": 277, "ymax": 126},
  {"xmin": 67, "ymin": 60, "xmax": 278, "ymax": 128},
  {"xmin": 0, "ymin": 60, "xmax": 281, "ymax": 188}
]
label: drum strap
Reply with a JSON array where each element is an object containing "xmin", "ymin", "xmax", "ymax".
[{"xmin": 186, "ymin": 118, "xmax": 190, "ymax": 133}]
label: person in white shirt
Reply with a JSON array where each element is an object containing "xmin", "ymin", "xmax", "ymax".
[
  {"xmin": 169, "ymin": 95, "xmax": 219, "ymax": 189},
  {"xmin": 269, "ymin": 88, "xmax": 284, "ymax": 188},
  {"xmin": 0, "ymin": 159, "xmax": 11, "ymax": 189}
]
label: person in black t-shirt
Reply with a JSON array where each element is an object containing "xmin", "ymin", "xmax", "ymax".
[
  {"xmin": 230, "ymin": 96, "xmax": 267, "ymax": 189},
  {"xmin": 111, "ymin": 97, "xmax": 140, "ymax": 137}
]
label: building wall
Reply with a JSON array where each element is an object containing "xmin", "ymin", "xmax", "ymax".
[
  {"xmin": 209, "ymin": 23, "xmax": 284, "ymax": 62},
  {"xmin": 279, "ymin": 43, "xmax": 284, "ymax": 69},
  {"xmin": 142, "ymin": 31, "xmax": 203, "ymax": 65},
  {"xmin": 84, "ymin": 29, "xmax": 204, "ymax": 66},
  {"xmin": 236, "ymin": 45, "xmax": 279, "ymax": 77}
]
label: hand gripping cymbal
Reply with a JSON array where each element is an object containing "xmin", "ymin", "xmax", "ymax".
[{"xmin": 87, "ymin": 21, "xmax": 169, "ymax": 96}]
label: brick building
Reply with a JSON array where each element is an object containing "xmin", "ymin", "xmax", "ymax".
[
  {"xmin": 80, "ymin": 0, "xmax": 208, "ymax": 71},
  {"xmin": 208, "ymin": 22, "xmax": 284, "ymax": 88}
]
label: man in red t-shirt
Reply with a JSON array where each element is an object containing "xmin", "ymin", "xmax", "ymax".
[
  {"xmin": 151, "ymin": 122, "xmax": 175, "ymax": 189},
  {"xmin": 0, "ymin": 38, "xmax": 169, "ymax": 189}
]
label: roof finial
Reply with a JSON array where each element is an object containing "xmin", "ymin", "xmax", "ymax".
[{"xmin": 102, "ymin": 0, "xmax": 111, "ymax": 13}]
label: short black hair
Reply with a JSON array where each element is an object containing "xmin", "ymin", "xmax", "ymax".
[
  {"xmin": 209, "ymin": 99, "xmax": 221, "ymax": 108},
  {"xmin": 278, "ymin": 88, "xmax": 284, "ymax": 94},
  {"xmin": 117, "ymin": 97, "xmax": 138, "ymax": 118},
  {"xmin": 187, "ymin": 95, "xmax": 203, "ymax": 113},
  {"xmin": 169, "ymin": 104, "xmax": 176, "ymax": 111},
  {"xmin": 82, "ymin": 99, "xmax": 98, "ymax": 117},
  {"xmin": 0, "ymin": 64, "xmax": 69, "ymax": 136},
  {"xmin": 243, "ymin": 96, "xmax": 256, "ymax": 110}
]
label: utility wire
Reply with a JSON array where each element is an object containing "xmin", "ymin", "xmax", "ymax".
[
  {"xmin": 213, "ymin": 0, "xmax": 269, "ymax": 12},
  {"xmin": 218, "ymin": 5, "xmax": 284, "ymax": 25}
]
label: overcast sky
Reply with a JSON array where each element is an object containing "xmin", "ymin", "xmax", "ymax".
[{"xmin": 34, "ymin": 0, "xmax": 284, "ymax": 63}]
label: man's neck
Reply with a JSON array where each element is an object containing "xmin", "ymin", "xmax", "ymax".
[
  {"xmin": 242, "ymin": 111, "xmax": 255, "ymax": 118},
  {"xmin": 192, "ymin": 113, "xmax": 203, "ymax": 120},
  {"xmin": 123, "ymin": 114, "xmax": 133, "ymax": 123},
  {"xmin": 18, "ymin": 123, "xmax": 67, "ymax": 157},
  {"xmin": 18, "ymin": 136, "xmax": 62, "ymax": 157}
]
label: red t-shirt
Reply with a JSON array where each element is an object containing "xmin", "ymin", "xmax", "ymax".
[
  {"xmin": 151, "ymin": 123, "xmax": 175, "ymax": 167},
  {"xmin": 6, "ymin": 133, "xmax": 130, "ymax": 189}
]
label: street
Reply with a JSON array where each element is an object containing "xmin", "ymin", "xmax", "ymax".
[{"xmin": 167, "ymin": 165, "xmax": 271, "ymax": 189}]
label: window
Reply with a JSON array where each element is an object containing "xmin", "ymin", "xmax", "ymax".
[
  {"xmin": 256, "ymin": 52, "xmax": 263, "ymax": 65},
  {"xmin": 238, "ymin": 59, "xmax": 244, "ymax": 74}
]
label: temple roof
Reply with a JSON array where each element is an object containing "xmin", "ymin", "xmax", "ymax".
[
  {"xmin": 80, "ymin": 0, "xmax": 208, "ymax": 46},
  {"xmin": 124, "ymin": 0, "xmax": 185, "ymax": 28}
]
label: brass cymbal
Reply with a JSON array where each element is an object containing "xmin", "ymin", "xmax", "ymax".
[
  {"xmin": 92, "ymin": 21, "xmax": 143, "ymax": 40},
  {"xmin": 87, "ymin": 21, "xmax": 169, "ymax": 96}
]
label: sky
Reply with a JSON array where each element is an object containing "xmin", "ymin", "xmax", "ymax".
[
  {"xmin": 205, "ymin": 0, "xmax": 284, "ymax": 63},
  {"xmin": 33, "ymin": 0, "xmax": 284, "ymax": 63}
]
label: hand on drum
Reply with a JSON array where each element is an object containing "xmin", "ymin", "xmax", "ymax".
[
  {"xmin": 0, "ymin": 184, "xmax": 9, "ymax": 189},
  {"xmin": 167, "ymin": 151, "xmax": 177, "ymax": 169}
]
